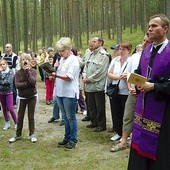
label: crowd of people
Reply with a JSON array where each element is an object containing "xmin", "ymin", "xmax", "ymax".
[{"xmin": 0, "ymin": 13, "xmax": 170, "ymax": 169}]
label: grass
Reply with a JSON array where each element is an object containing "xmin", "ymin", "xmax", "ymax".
[{"xmin": 0, "ymin": 80, "xmax": 129, "ymax": 170}]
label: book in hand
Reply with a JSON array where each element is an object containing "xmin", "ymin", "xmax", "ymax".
[
  {"xmin": 127, "ymin": 72, "xmax": 147, "ymax": 86},
  {"xmin": 39, "ymin": 61, "xmax": 56, "ymax": 74}
]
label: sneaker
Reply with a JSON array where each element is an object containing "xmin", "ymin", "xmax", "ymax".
[
  {"xmin": 9, "ymin": 135, "xmax": 21, "ymax": 143},
  {"xmin": 14, "ymin": 124, "xmax": 17, "ymax": 130},
  {"xmin": 46, "ymin": 101, "xmax": 51, "ymax": 105},
  {"xmin": 83, "ymin": 110, "xmax": 87, "ymax": 116},
  {"xmin": 58, "ymin": 140, "xmax": 69, "ymax": 147},
  {"xmin": 48, "ymin": 117, "xmax": 56, "ymax": 123},
  {"xmin": 59, "ymin": 121, "xmax": 65, "ymax": 126},
  {"xmin": 30, "ymin": 134, "xmax": 37, "ymax": 143},
  {"xmin": 111, "ymin": 134, "xmax": 121, "ymax": 141},
  {"xmin": 3, "ymin": 121, "xmax": 10, "ymax": 130},
  {"xmin": 64, "ymin": 142, "xmax": 77, "ymax": 150}
]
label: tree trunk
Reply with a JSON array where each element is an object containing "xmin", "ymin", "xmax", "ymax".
[
  {"xmin": 1, "ymin": 0, "xmax": 8, "ymax": 48},
  {"xmin": 23, "ymin": 0, "xmax": 28, "ymax": 52},
  {"xmin": 115, "ymin": 0, "xmax": 122, "ymax": 43},
  {"xmin": 45, "ymin": 0, "xmax": 52, "ymax": 47},
  {"xmin": 41, "ymin": 0, "xmax": 46, "ymax": 47}
]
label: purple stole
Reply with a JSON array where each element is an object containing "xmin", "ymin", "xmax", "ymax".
[{"xmin": 131, "ymin": 41, "xmax": 170, "ymax": 160}]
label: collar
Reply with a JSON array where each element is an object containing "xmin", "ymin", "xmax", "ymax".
[{"xmin": 150, "ymin": 38, "xmax": 169, "ymax": 54}]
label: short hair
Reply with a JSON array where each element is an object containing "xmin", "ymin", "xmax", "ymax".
[
  {"xmin": 149, "ymin": 14, "xmax": 169, "ymax": 27},
  {"xmin": 119, "ymin": 42, "xmax": 132, "ymax": 53},
  {"xmin": 56, "ymin": 37, "xmax": 72, "ymax": 50},
  {"xmin": 98, "ymin": 38, "xmax": 104, "ymax": 46},
  {"xmin": 19, "ymin": 53, "xmax": 32, "ymax": 66},
  {"xmin": 47, "ymin": 47, "xmax": 54, "ymax": 54}
]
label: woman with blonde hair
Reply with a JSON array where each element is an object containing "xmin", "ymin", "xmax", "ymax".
[
  {"xmin": 52, "ymin": 37, "xmax": 79, "ymax": 149},
  {"xmin": 9, "ymin": 53, "xmax": 38, "ymax": 143}
]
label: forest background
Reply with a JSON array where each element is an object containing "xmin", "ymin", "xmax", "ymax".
[{"xmin": 0, "ymin": 0, "xmax": 170, "ymax": 55}]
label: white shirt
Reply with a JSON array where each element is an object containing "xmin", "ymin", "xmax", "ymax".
[
  {"xmin": 53, "ymin": 54, "xmax": 79, "ymax": 99},
  {"xmin": 108, "ymin": 56, "xmax": 132, "ymax": 95}
]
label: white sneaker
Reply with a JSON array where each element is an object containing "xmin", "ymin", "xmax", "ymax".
[
  {"xmin": 30, "ymin": 134, "xmax": 37, "ymax": 143},
  {"xmin": 9, "ymin": 135, "xmax": 21, "ymax": 143},
  {"xmin": 3, "ymin": 121, "xmax": 10, "ymax": 130},
  {"xmin": 111, "ymin": 134, "xmax": 121, "ymax": 141},
  {"xmin": 83, "ymin": 110, "xmax": 87, "ymax": 116}
]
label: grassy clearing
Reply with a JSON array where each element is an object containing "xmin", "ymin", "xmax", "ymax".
[{"xmin": 0, "ymin": 80, "xmax": 129, "ymax": 170}]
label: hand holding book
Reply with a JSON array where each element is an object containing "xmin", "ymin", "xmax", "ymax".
[{"xmin": 127, "ymin": 72, "xmax": 147, "ymax": 86}]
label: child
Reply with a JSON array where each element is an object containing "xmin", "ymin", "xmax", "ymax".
[
  {"xmin": 9, "ymin": 53, "xmax": 38, "ymax": 143},
  {"xmin": 0, "ymin": 59, "xmax": 17, "ymax": 130},
  {"xmin": 45, "ymin": 55, "xmax": 55, "ymax": 105}
]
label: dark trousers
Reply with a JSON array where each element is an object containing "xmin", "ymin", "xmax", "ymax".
[
  {"xmin": 16, "ymin": 96, "xmax": 37, "ymax": 137},
  {"xmin": 109, "ymin": 97, "xmax": 116, "ymax": 130},
  {"xmin": 110, "ymin": 94, "xmax": 128, "ymax": 136},
  {"xmin": 87, "ymin": 91, "xmax": 106, "ymax": 128}
]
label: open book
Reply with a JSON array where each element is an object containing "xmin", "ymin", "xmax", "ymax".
[
  {"xmin": 39, "ymin": 61, "xmax": 56, "ymax": 74},
  {"xmin": 127, "ymin": 72, "xmax": 147, "ymax": 86}
]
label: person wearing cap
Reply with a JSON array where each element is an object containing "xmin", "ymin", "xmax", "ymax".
[
  {"xmin": 107, "ymin": 42, "xmax": 132, "ymax": 141},
  {"xmin": 107, "ymin": 44, "xmax": 121, "ymax": 133},
  {"xmin": 110, "ymin": 44, "xmax": 121, "ymax": 58}
]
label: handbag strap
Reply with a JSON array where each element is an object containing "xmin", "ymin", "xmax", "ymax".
[{"xmin": 117, "ymin": 61, "xmax": 128, "ymax": 85}]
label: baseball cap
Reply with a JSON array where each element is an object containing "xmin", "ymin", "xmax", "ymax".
[{"xmin": 110, "ymin": 44, "xmax": 119, "ymax": 50}]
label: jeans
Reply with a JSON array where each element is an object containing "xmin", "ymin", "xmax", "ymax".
[
  {"xmin": 56, "ymin": 96, "xmax": 78, "ymax": 144},
  {"xmin": 53, "ymin": 96, "xmax": 64, "ymax": 121}
]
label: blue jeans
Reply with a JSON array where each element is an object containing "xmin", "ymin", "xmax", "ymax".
[
  {"xmin": 53, "ymin": 96, "xmax": 64, "ymax": 121},
  {"xmin": 56, "ymin": 96, "xmax": 78, "ymax": 144}
]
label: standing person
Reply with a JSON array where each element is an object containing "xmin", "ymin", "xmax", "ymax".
[
  {"xmin": 80, "ymin": 40, "xmax": 93, "ymax": 122},
  {"xmin": 37, "ymin": 49, "xmax": 45, "ymax": 81},
  {"xmin": 108, "ymin": 42, "xmax": 132, "ymax": 141},
  {"xmin": 1, "ymin": 43, "xmax": 20, "ymax": 108},
  {"xmin": 71, "ymin": 48, "xmax": 87, "ymax": 116},
  {"xmin": 52, "ymin": 37, "xmax": 79, "ymax": 149},
  {"xmin": 9, "ymin": 53, "xmax": 38, "ymax": 143},
  {"xmin": 128, "ymin": 14, "xmax": 170, "ymax": 170},
  {"xmin": 84, "ymin": 37, "xmax": 109, "ymax": 132},
  {"xmin": 45, "ymin": 56, "xmax": 55, "ymax": 105},
  {"xmin": 110, "ymin": 35, "xmax": 151, "ymax": 152},
  {"xmin": 110, "ymin": 44, "xmax": 121, "ymax": 58},
  {"xmin": 0, "ymin": 59, "xmax": 17, "ymax": 130},
  {"xmin": 108, "ymin": 44, "xmax": 121, "ymax": 133}
]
